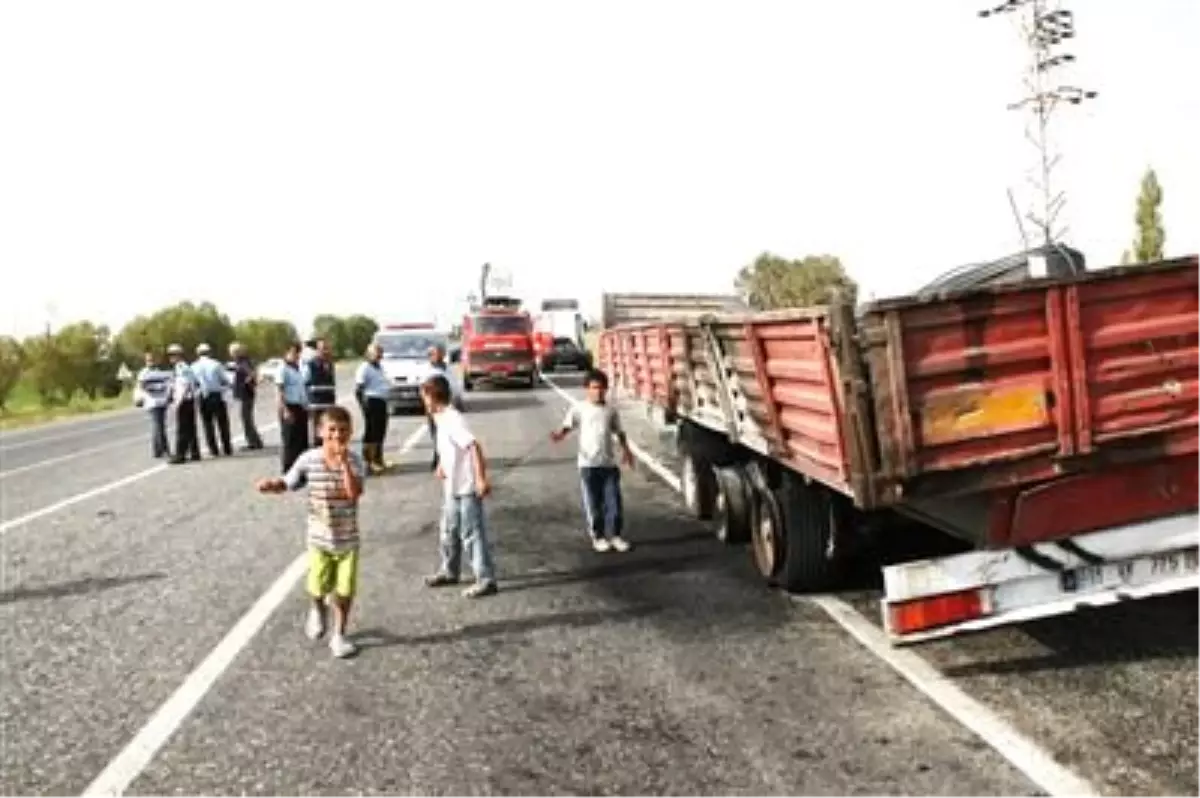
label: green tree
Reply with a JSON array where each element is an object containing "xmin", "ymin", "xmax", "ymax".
[
  {"xmin": 0, "ymin": 336, "xmax": 24, "ymax": 411},
  {"xmin": 233, "ymin": 318, "xmax": 299, "ymax": 361},
  {"xmin": 311, "ymin": 314, "xmax": 349, "ymax": 356},
  {"xmin": 1120, "ymin": 168, "xmax": 1166, "ymax": 264},
  {"xmin": 341, "ymin": 314, "xmax": 379, "ymax": 357},
  {"xmin": 53, "ymin": 321, "xmax": 113, "ymax": 400},
  {"xmin": 21, "ymin": 333, "xmax": 69, "ymax": 406},
  {"xmin": 118, "ymin": 301, "xmax": 235, "ymax": 362},
  {"xmin": 734, "ymin": 253, "xmax": 858, "ymax": 310}
]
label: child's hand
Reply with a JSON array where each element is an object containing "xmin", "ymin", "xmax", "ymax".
[
  {"xmin": 477, "ymin": 476, "xmax": 491, "ymax": 498},
  {"xmin": 435, "ymin": 464, "xmax": 445, "ymax": 481},
  {"xmin": 256, "ymin": 477, "xmax": 285, "ymax": 494},
  {"xmin": 549, "ymin": 428, "xmax": 567, "ymax": 443},
  {"xmin": 621, "ymin": 447, "xmax": 635, "ymax": 469}
]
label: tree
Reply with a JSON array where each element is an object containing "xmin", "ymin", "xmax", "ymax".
[
  {"xmin": 341, "ymin": 314, "xmax": 379, "ymax": 357},
  {"xmin": 1121, "ymin": 168, "xmax": 1166, "ymax": 264},
  {"xmin": 53, "ymin": 321, "xmax": 111, "ymax": 400},
  {"xmin": 0, "ymin": 336, "xmax": 24, "ymax": 411},
  {"xmin": 117, "ymin": 301, "xmax": 235, "ymax": 362},
  {"xmin": 734, "ymin": 253, "xmax": 858, "ymax": 310},
  {"xmin": 233, "ymin": 318, "xmax": 299, "ymax": 361},
  {"xmin": 21, "ymin": 333, "xmax": 69, "ymax": 406},
  {"xmin": 311, "ymin": 314, "xmax": 349, "ymax": 356}
]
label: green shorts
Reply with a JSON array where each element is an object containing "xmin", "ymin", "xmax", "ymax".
[{"xmin": 306, "ymin": 547, "xmax": 359, "ymax": 599}]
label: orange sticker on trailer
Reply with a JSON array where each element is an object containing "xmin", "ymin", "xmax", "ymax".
[{"xmin": 919, "ymin": 382, "xmax": 1050, "ymax": 446}]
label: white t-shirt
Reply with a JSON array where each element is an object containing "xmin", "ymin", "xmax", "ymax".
[
  {"xmin": 434, "ymin": 407, "xmax": 478, "ymax": 497},
  {"xmin": 562, "ymin": 401, "xmax": 623, "ymax": 468}
]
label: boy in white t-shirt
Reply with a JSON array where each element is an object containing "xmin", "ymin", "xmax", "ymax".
[{"xmin": 421, "ymin": 374, "xmax": 498, "ymax": 598}]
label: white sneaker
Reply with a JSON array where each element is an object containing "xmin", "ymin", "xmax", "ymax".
[
  {"xmin": 609, "ymin": 536, "xmax": 632, "ymax": 553},
  {"xmin": 305, "ymin": 606, "xmax": 326, "ymax": 640},
  {"xmin": 330, "ymin": 633, "xmax": 358, "ymax": 659},
  {"xmin": 592, "ymin": 537, "xmax": 611, "ymax": 553}
]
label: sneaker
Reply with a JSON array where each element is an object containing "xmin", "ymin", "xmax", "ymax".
[
  {"xmin": 329, "ymin": 634, "xmax": 358, "ymax": 658},
  {"xmin": 609, "ymin": 536, "xmax": 632, "ymax": 553},
  {"xmin": 304, "ymin": 606, "xmax": 326, "ymax": 640},
  {"xmin": 592, "ymin": 537, "xmax": 611, "ymax": 553},
  {"xmin": 424, "ymin": 572, "xmax": 460, "ymax": 587},
  {"xmin": 463, "ymin": 580, "xmax": 498, "ymax": 599}
]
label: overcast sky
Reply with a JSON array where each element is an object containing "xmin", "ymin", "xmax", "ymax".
[{"xmin": 1, "ymin": 0, "xmax": 1195, "ymax": 337}]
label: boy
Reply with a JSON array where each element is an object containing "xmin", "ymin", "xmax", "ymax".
[
  {"xmin": 550, "ymin": 369, "xmax": 635, "ymax": 553},
  {"xmin": 257, "ymin": 405, "xmax": 365, "ymax": 658},
  {"xmin": 421, "ymin": 374, "xmax": 498, "ymax": 598}
]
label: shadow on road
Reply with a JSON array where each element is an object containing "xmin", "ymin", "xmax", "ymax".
[
  {"xmin": 0, "ymin": 572, "xmax": 167, "ymax": 605},
  {"xmin": 499, "ymin": 551, "xmax": 719, "ymax": 595},
  {"xmin": 354, "ymin": 605, "xmax": 660, "ymax": 649}
]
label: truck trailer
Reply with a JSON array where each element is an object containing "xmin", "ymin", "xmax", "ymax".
[{"xmin": 598, "ymin": 256, "xmax": 1199, "ymax": 644}]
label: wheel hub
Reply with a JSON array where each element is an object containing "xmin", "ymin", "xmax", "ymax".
[
  {"xmin": 752, "ymin": 505, "xmax": 778, "ymax": 577},
  {"xmin": 682, "ymin": 458, "xmax": 697, "ymax": 509}
]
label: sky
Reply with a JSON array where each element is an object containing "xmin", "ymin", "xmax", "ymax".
[{"xmin": 1, "ymin": 0, "xmax": 1195, "ymax": 337}]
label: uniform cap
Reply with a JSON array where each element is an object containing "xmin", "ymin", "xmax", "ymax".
[
  {"xmin": 196, "ymin": 343, "xmax": 212, "ymax": 355},
  {"xmin": 167, "ymin": 343, "xmax": 184, "ymax": 355}
]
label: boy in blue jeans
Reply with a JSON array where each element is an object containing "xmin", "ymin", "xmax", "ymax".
[
  {"xmin": 421, "ymin": 374, "xmax": 498, "ymax": 598},
  {"xmin": 551, "ymin": 369, "xmax": 635, "ymax": 552}
]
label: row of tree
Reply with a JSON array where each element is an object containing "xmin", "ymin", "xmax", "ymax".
[
  {"xmin": 736, "ymin": 168, "xmax": 1171, "ymax": 311},
  {"xmin": 0, "ymin": 304, "xmax": 379, "ymax": 411}
]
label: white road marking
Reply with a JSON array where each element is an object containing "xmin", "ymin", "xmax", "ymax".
[
  {"xmin": 80, "ymin": 421, "xmax": 429, "ymax": 798},
  {"xmin": 541, "ymin": 375, "xmax": 1100, "ymax": 798},
  {"xmin": 0, "ymin": 416, "xmax": 141, "ymax": 453},
  {"xmin": 0, "ymin": 436, "xmax": 148, "ymax": 480}
]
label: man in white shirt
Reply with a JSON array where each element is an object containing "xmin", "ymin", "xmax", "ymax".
[{"xmin": 192, "ymin": 342, "xmax": 233, "ymax": 456}]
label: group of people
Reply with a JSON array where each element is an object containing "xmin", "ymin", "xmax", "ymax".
[
  {"xmin": 134, "ymin": 341, "xmax": 264, "ymax": 464},
  {"xmin": 257, "ymin": 361, "xmax": 635, "ymax": 660}
]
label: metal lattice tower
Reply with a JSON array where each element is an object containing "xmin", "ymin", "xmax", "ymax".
[{"xmin": 979, "ymin": 0, "xmax": 1097, "ymax": 248}]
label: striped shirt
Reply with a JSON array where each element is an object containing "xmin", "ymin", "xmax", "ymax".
[
  {"xmin": 284, "ymin": 448, "xmax": 366, "ymax": 552},
  {"xmin": 355, "ymin": 361, "xmax": 390, "ymax": 399},
  {"xmin": 136, "ymin": 366, "xmax": 173, "ymax": 409}
]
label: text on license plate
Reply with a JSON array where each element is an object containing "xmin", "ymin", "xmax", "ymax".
[{"xmin": 1060, "ymin": 548, "xmax": 1199, "ymax": 593}]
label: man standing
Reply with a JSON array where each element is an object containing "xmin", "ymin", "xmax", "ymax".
[
  {"xmin": 304, "ymin": 337, "xmax": 337, "ymax": 447},
  {"xmin": 355, "ymin": 342, "xmax": 390, "ymax": 475},
  {"xmin": 423, "ymin": 343, "xmax": 463, "ymax": 471},
  {"xmin": 166, "ymin": 343, "xmax": 202, "ymax": 464},
  {"xmin": 193, "ymin": 343, "xmax": 233, "ymax": 457},
  {"xmin": 134, "ymin": 349, "xmax": 173, "ymax": 460},
  {"xmin": 229, "ymin": 341, "xmax": 264, "ymax": 450},
  {"xmin": 278, "ymin": 342, "xmax": 310, "ymax": 474}
]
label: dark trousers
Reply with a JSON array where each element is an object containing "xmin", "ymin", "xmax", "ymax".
[
  {"xmin": 199, "ymin": 394, "xmax": 233, "ymax": 456},
  {"xmin": 580, "ymin": 466, "xmax": 623, "ymax": 539},
  {"xmin": 148, "ymin": 406, "xmax": 170, "ymax": 459},
  {"xmin": 173, "ymin": 399, "xmax": 201, "ymax": 461},
  {"xmin": 427, "ymin": 415, "xmax": 438, "ymax": 469},
  {"xmin": 280, "ymin": 404, "xmax": 309, "ymax": 474},
  {"xmin": 363, "ymin": 397, "xmax": 388, "ymax": 446},
  {"xmin": 239, "ymin": 395, "xmax": 263, "ymax": 448}
]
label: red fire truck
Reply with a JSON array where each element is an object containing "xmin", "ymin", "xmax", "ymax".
[{"xmin": 460, "ymin": 297, "xmax": 537, "ymax": 391}]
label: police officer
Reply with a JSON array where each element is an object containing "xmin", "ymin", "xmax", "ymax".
[
  {"xmin": 134, "ymin": 349, "xmax": 173, "ymax": 460},
  {"xmin": 193, "ymin": 343, "xmax": 233, "ymax": 457},
  {"xmin": 278, "ymin": 341, "xmax": 310, "ymax": 473},
  {"xmin": 166, "ymin": 343, "xmax": 202, "ymax": 464},
  {"xmin": 228, "ymin": 341, "xmax": 264, "ymax": 450},
  {"xmin": 355, "ymin": 342, "xmax": 390, "ymax": 475},
  {"xmin": 303, "ymin": 337, "xmax": 337, "ymax": 447}
]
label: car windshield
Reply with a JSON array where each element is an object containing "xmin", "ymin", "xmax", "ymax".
[
  {"xmin": 472, "ymin": 316, "xmax": 528, "ymax": 336},
  {"xmin": 376, "ymin": 333, "xmax": 445, "ymax": 359}
]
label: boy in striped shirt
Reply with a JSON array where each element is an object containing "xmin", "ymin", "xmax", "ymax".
[{"xmin": 257, "ymin": 405, "xmax": 366, "ymax": 658}]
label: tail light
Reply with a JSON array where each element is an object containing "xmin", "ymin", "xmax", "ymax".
[{"xmin": 886, "ymin": 588, "xmax": 990, "ymax": 636}]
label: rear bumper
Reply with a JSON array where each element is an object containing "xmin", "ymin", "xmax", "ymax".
[
  {"xmin": 539, "ymin": 350, "xmax": 591, "ymax": 371},
  {"xmin": 386, "ymin": 384, "xmax": 423, "ymax": 410},
  {"xmin": 466, "ymin": 362, "xmax": 535, "ymax": 384}
]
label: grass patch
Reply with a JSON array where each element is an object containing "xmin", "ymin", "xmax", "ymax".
[{"xmin": 0, "ymin": 378, "xmax": 134, "ymax": 431}]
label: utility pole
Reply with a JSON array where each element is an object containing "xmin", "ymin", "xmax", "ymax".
[{"xmin": 979, "ymin": 0, "xmax": 1097, "ymax": 249}]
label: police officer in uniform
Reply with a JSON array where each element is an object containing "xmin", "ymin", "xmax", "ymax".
[
  {"xmin": 278, "ymin": 341, "xmax": 310, "ymax": 473},
  {"xmin": 355, "ymin": 342, "xmax": 390, "ymax": 475},
  {"xmin": 303, "ymin": 337, "xmax": 337, "ymax": 447},
  {"xmin": 134, "ymin": 349, "xmax": 174, "ymax": 459},
  {"xmin": 166, "ymin": 343, "xmax": 202, "ymax": 464},
  {"xmin": 193, "ymin": 343, "xmax": 233, "ymax": 457},
  {"xmin": 229, "ymin": 341, "xmax": 264, "ymax": 450}
]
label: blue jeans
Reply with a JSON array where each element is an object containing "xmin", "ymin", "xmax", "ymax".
[
  {"xmin": 580, "ymin": 466, "xmax": 623, "ymax": 539},
  {"xmin": 439, "ymin": 494, "xmax": 496, "ymax": 583}
]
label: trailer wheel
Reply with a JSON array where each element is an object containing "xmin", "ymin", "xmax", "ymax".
[
  {"xmin": 713, "ymin": 466, "xmax": 752, "ymax": 545},
  {"xmin": 680, "ymin": 451, "xmax": 717, "ymax": 521},
  {"xmin": 776, "ymin": 474, "xmax": 845, "ymax": 593},
  {"xmin": 749, "ymin": 485, "xmax": 786, "ymax": 585}
]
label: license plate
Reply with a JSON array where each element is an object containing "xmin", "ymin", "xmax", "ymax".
[
  {"xmin": 489, "ymin": 366, "xmax": 511, "ymax": 374},
  {"xmin": 1060, "ymin": 548, "xmax": 1199, "ymax": 593}
]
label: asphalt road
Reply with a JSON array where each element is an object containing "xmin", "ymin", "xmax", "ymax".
[{"xmin": 0, "ymin": 371, "xmax": 1193, "ymax": 796}]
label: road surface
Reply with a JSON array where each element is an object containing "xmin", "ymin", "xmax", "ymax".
[{"xmin": 0, "ymin": 372, "xmax": 1194, "ymax": 796}]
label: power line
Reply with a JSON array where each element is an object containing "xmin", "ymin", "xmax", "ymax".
[{"xmin": 979, "ymin": 0, "xmax": 1097, "ymax": 248}]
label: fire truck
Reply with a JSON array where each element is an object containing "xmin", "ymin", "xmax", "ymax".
[{"xmin": 460, "ymin": 297, "xmax": 537, "ymax": 391}]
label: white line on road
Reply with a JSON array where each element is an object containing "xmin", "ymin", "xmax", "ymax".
[
  {"xmin": 0, "ymin": 416, "xmax": 141, "ymax": 453},
  {"xmin": 81, "ymin": 421, "xmax": 429, "ymax": 798},
  {"xmin": 0, "ymin": 436, "xmax": 146, "ymax": 480},
  {"xmin": 540, "ymin": 375, "xmax": 1100, "ymax": 798}
]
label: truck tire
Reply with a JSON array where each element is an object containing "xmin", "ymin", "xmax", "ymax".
[
  {"xmin": 776, "ymin": 474, "xmax": 845, "ymax": 593},
  {"xmin": 749, "ymin": 482, "xmax": 786, "ymax": 585},
  {"xmin": 713, "ymin": 466, "xmax": 752, "ymax": 545},
  {"xmin": 680, "ymin": 450, "xmax": 717, "ymax": 521}
]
